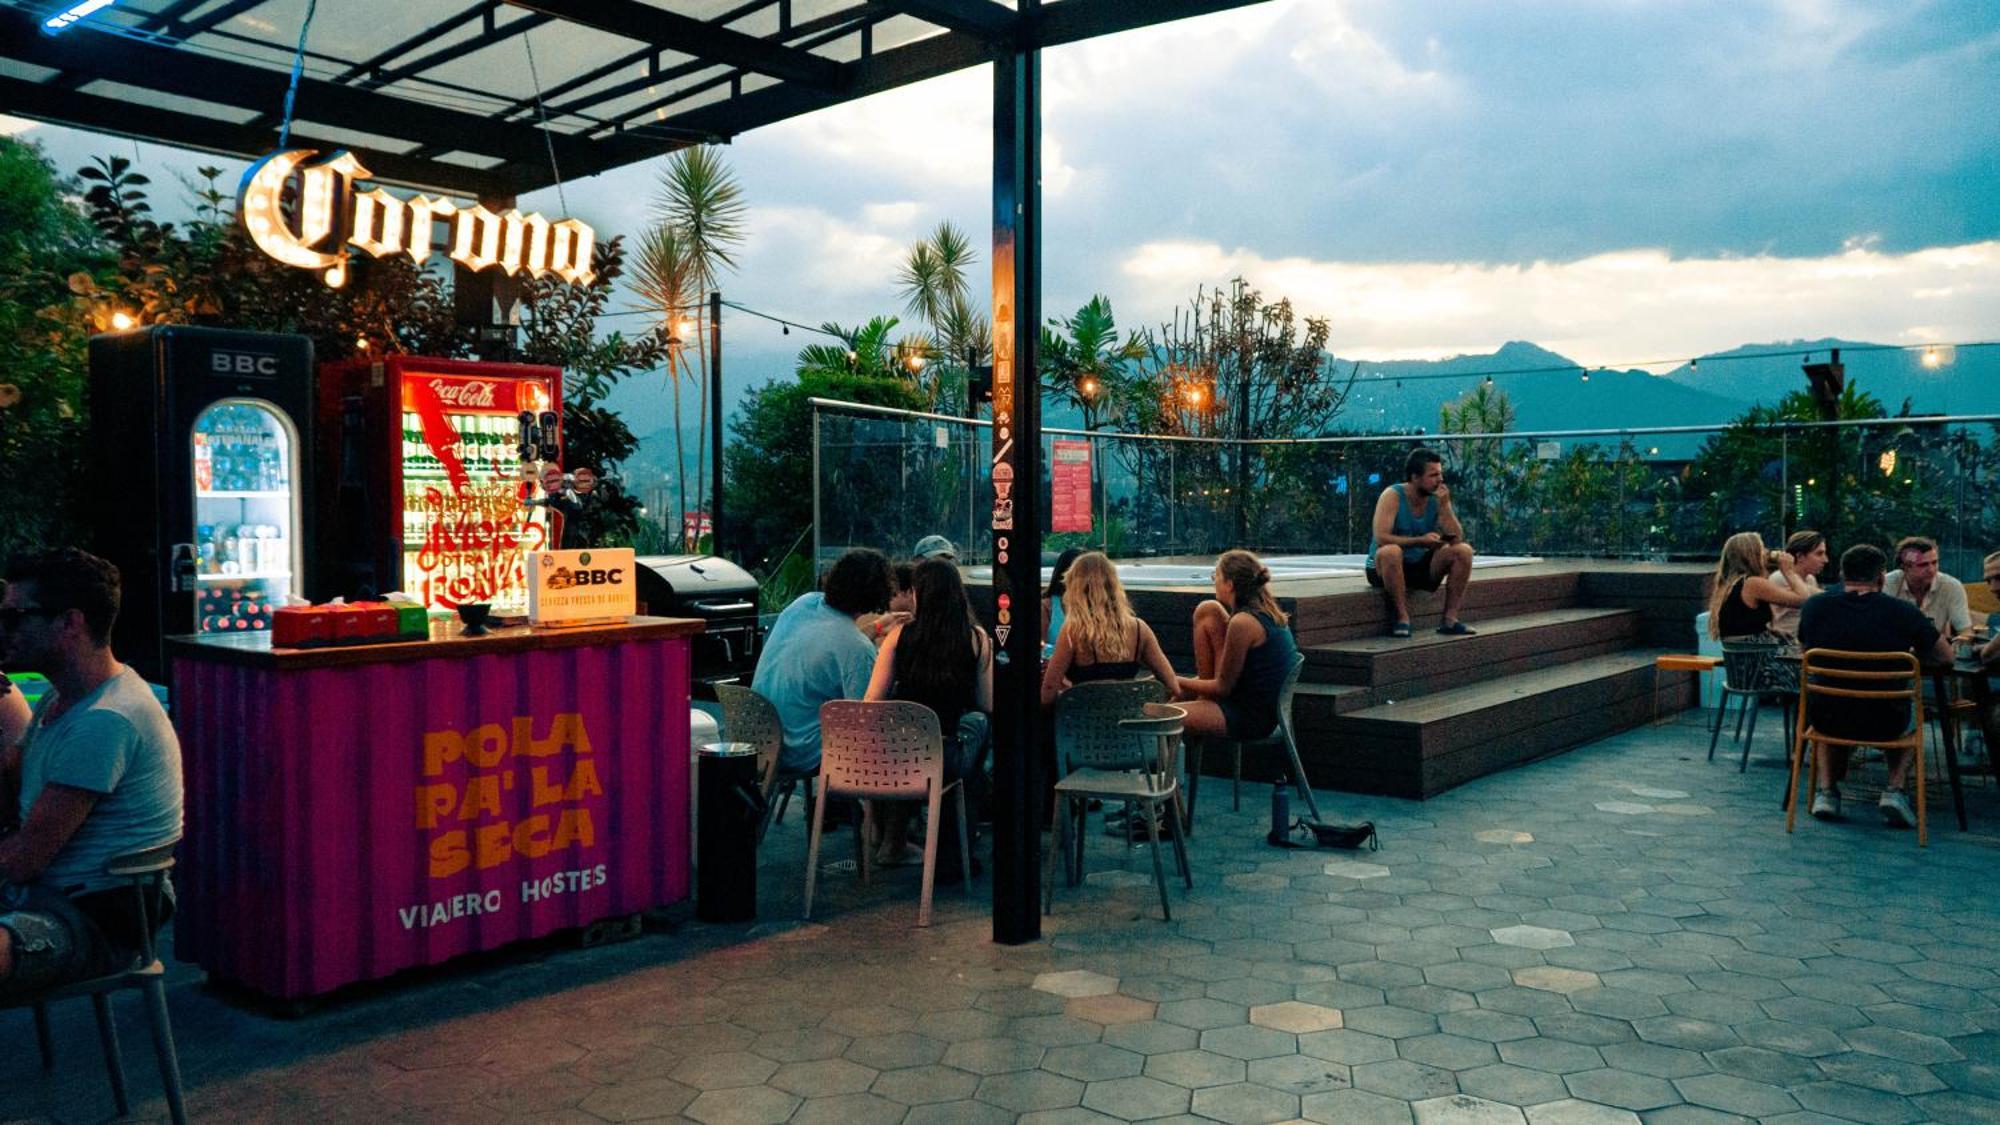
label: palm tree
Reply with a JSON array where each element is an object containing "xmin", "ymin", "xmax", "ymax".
[
  {"xmin": 1040, "ymin": 295, "xmax": 1145, "ymax": 432},
  {"xmin": 896, "ymin": 221, "xmax": 984, "ymax": 409},
  {"xmin": 632, "ymin": 146, "xmax": 745, "ymax": 547}
]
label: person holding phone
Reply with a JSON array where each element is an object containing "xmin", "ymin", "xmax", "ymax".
[{"xmin": 1365, "ymin": 448, "xmax": 1477, "ymax": 637}]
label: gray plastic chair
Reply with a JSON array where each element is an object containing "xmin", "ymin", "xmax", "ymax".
[
  {"xmin": 3, "ymin": 839, "xmax": 187, "ymax": 1125},
  {"xmin": 716, "ymin": 682, "xmax": 812, "ymax": 841},
  {"xmin": 1711, "ymin": 638, "xmax": 1791, "ymax": 771},
  {"xmin": 1187, "ymin": 653, "xmax": 1320, "ymax": 827},
  {"xmin": 1046, "ymin": 703, "xmax": 1192, "ymax": 920}
]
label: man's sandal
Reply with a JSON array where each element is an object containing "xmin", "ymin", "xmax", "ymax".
[{"xmin": 1390, "ymin": 621, "xmax": 1413, "ymax": 638}]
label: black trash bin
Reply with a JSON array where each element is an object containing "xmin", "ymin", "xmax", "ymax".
[{"xmin": 696, "ymin": 742, "xmax": 763, "ymax": 923}]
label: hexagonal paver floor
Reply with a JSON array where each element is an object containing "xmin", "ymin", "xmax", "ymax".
[{"xmin": 12, "ymin": 716, "xmax": 2000, "ymax": 1125}]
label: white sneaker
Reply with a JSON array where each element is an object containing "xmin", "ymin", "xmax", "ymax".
[
  {"xmin": 1878, "ymin": 789, "xmax": 1916, "ymax": 829},
  {"xmin": 1810, "ymin": 789, "xmax": 1841, "ymax": 821}
]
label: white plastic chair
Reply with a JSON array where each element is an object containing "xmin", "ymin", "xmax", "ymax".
[{"xmin": 805, "ymin": 700, "xmax": 970, "ymax": 927}]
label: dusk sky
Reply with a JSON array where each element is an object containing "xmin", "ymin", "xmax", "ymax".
[{"xmin": 8, "ymin": 0, "xmax": 1997, "ymax": 429}]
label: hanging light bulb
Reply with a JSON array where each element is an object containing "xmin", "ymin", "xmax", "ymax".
[{"xmin": 1921, "ymin": 346, "xmax": 1941, "ymax": 369}]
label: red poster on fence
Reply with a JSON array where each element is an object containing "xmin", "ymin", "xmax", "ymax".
[{"xmin": 1051, "ymin": 439, "xmax": 1092, "ymax": 533}]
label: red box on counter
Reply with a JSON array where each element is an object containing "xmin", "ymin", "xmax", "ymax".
[{"xmin": 272, "ymin": 606, "xmax": 330, "ymax": 648}]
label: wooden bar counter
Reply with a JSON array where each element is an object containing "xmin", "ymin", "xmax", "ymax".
[{"xmin": 167, "ymin": 617, "xmax": 701, "ymax": 1000}]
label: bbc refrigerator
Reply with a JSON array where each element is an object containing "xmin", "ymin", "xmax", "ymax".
[
  {"xmin": 315, "ymin": 355, "xmax": 563, "ymax": 618},
  {"xmin": 87, "ymin": 326, "xmax": 315, "ymax": 682}
]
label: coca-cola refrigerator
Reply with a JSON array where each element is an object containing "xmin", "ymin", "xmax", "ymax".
[
  {"xmin": 315, "ymin": 355, "xmax": 563, "ymax": 617},
  {"xmin": 87, "ymin": 326, "xmax": 315, "ymax": 681}
]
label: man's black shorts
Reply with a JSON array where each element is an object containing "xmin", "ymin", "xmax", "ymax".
[{"xmin": 1366, "ymin": 552, "xmax": 1445, "ymax": 593}]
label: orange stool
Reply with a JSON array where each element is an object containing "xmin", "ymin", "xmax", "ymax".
[{"xmin": 1655, "ymin": 654, "xmax": 1722, "ymax": 724}]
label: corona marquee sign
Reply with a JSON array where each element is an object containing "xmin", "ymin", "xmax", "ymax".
[{"xmin": 238, "ymin": 149, "xmax": 596, "ymax": 289}]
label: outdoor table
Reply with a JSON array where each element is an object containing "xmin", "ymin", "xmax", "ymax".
[
  {"xmin": 167, "ymin": 616, "xmax": 702, "ymax": 1000},
  {"xmin": 1778, "ymin": 648, "xmax": 1988, "ymax": 831}
]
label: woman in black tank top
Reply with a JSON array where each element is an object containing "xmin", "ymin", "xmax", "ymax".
[
  {"xmin": 1040, "ymin": 552, "xmax": 1179, "ymax": 706},
  {"xmin": 1707, "ymin": 532, "xmax": 1812, "ymax": 639}
]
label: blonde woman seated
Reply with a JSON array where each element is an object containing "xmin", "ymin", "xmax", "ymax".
[
  {"xmin": 1708, "ymin": 531, "xmax": 1810, "ymax": 641},
  {"xmin": 1767, "ymin": 530, "xmax": 1829, "ymax": 640},
  {"xmin": 1039, "ymin": 552, "xmax": 1178, "ymax": 706},
  {"xmin": 1174, "ymin": 550, "xmax": 1297, "ymax": 739}
]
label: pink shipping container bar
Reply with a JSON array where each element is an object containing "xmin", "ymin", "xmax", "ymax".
[{"xmin": 168, "ymin": 618, "xmax": 700, "ymax": 1000}]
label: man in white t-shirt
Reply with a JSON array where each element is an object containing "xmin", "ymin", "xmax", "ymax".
[
  {"xmin": 1882, "ymin": 536, "xmax": 1972, "ymax": 640},
  {"xmin": 0, "ymin": 549, "xmax": 183, "ymax": 998}
]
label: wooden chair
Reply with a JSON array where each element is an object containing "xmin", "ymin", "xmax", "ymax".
[
  {"xmin": 1186, "ymin": 653, "xmax": 1320, "ymax": 828},
  {"xmin": 805, "ymin": 701, "xmax": 969, "ymax": 927},
  {"xmin": 1785, "ymin": 649, "xmax": 1928, "ymax": 846},
  {"xmin": 2, "ymin": 840, "xmax": 188, "ymax": 1125},
  {"xmin": 715, "ymin": 683, "xmax": 812, "ymax": 842},
  {"xmin": 1709, "ymin": 638, "xmax": 1795, "ymax": 771},
  {"xmin": 1046, "ymin": 703, "xmax": 1192, "ymax": 920}
]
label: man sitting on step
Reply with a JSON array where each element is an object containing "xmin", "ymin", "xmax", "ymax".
[
  {"xmin": 1365, "ymin": 447, "xmax": 1477, "ymax": 638},
  {"xmin": 1796, "ymin": 543, "xmax": 1952, "ymax": 827}
]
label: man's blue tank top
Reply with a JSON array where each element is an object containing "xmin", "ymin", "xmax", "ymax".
[{"xmin": 1368, "ymin": 484, "xmax": 1440, "ymax": 566}]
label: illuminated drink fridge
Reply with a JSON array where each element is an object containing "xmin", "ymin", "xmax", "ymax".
[
  {"xmin": 317, "ymin": 356, "xmax": 562, "ymax": 616},
  {"xmin": 87, "ymin": 326, "xmax": 314, "ymax": 682}
]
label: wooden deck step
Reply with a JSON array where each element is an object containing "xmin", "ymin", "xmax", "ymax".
[
  {"xmin": 1292, "ymin": 649, "xmax": 1700, "ymax": 800},
  {"xmin": 1301, "ymin": 607, "xmax": 1642, "ymax": 697}
]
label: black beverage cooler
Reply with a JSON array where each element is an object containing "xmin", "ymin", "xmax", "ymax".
[{"xmin": 87, "ymin": 326, "xmax": 315, "ymax": 682}]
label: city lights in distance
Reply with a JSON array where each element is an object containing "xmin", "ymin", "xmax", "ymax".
[{"xmin": 43, "ymin": 0, "xmax": 116, "ymax": 34}]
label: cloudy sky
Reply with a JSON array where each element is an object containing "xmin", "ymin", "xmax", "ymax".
[{"xmin": 9, "ymin": 0, "xmax": 1998, "ymax": 426}]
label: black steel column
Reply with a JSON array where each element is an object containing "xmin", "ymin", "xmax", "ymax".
[
  {"xmin": 989, "ymin": 15, "xmax": 1043, "ymax": 945},
  {"xmin": 710, "ymin": 290, "xmax": 725, "ymax": 555}
]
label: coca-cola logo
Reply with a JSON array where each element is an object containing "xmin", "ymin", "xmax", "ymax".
[{"xmin": 429, "ymin": 379, "xmax": 498, "ymax": 409}]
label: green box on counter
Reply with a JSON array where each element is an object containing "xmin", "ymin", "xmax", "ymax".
[{"xmin": 396, "ymin": 604, "xmax": 429, "ymax": 639}]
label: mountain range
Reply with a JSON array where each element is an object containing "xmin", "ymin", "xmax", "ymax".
[{"xmin": 615, "ymin": 336, "xmax": 1997, "ymax": 492}]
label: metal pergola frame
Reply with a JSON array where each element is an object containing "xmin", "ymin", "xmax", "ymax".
[{"xmin": 2, "ymin": 0, "xmax": 1262, "ymax": 198}]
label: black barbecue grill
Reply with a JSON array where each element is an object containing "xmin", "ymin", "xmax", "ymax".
[{"xmin": 634, "ymin": 555, "xmax": 761, "ymax": 697}]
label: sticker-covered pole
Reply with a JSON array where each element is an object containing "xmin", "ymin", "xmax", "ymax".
[{"xmin": 989, "ymin": 13, "xmax": 1044, "ymax": 945}]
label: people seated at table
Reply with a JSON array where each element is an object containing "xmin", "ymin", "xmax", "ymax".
[
  {"xmin": 1039, "ymin": 552, "xmax": 1178, "ymax": 706},
  {"xmin": 755, "ymin": 548, "xmax": 894, "ymax": 776},
  {"xmin": 1884, "ymin": 536, "xmax": 1973, "ymax": 642},
  {"xmin": 1981, "ymin": 552, "xmax": 2000, "ymax": 665},
  {"xmin": 1041, "ymin": 547, "xmax": 1087, "ymax": 659},
  {"xmin": 857, "ymin": 562, "xmax": 916, "ymax": 648},
  {"xmin": 1796, "ymin": 543, "xmax": 1953, "ymax": 827},
  {"xmin": 865, "ymin": 558, "xmax": 993, "ymax": 871},
  {"xmin": 1175, "ymin": 550, "xmax": 1298, "ymax": 740},
  {"xmin": 1367, "ymin": 448, "xmax": 1477, "ymax": 637},
  {"xmin": 1707, "ymin": 531, "xmax": 1811, "ymax": 640},
  {"xmin": 1767, "ymin": 530, "xmax": 1829, "ymax": 640},
  {"xmin": 1, "ymin": 548, "xmax": 183, "ymax": 1000}
]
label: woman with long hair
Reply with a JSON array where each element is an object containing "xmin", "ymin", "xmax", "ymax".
[
  {"xmin": 1039, "ymin": 552, "xmax": 1178, "ymax": 706},
  {"xmin": 865, "ymin": 558, "xmax": 993, "ymax": 867},
  {"xmin": 1707, "ymin": 531, "xmax": 1809, "ymax": 639},
  {"xmin": 1175, "ymin": 549, "xmax": 1297, "ymax": 739},
  {"xmin": 1767, "ymin": 530, "xmax": 1829, "ymax": 639},
  {"xmin": 1041, "ymin": 546, "xmax": 1088, "ymax": 658}
]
